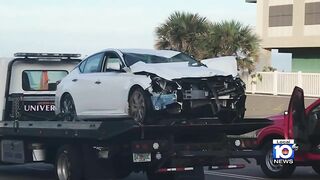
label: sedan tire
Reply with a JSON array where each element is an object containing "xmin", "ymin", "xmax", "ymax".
[
  {"xmin": 61, "ymin": 94, "xmax": 77, "ymax": 121},
  {"xmin": 129, "ymin": 87, "xmax": 152, "ymax": 124}
]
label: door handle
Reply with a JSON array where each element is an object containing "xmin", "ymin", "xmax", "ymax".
[
  {"xmin": 95, "ymin": 81, "xmax": 101, "ymax": 84},
  {"xmin": 72, "ymin": 79, "xmax": 78, "ymax": 82}
]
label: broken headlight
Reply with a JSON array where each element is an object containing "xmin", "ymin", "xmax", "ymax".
[
  {"xmin": 150, "ymin": 77, "xmax": 181, "ymax": 112},
  {"xmin": 152, "ymin": 77, "xmax": 167, "ymax": 91},
  {"xmin": 151, "ymin": 77, "xmax": 179, "ymax": 93}
]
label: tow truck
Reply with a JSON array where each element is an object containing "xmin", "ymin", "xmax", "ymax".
[{"xmin": 0, "ymin": 53, "xmax": 272, "ymax": 180}]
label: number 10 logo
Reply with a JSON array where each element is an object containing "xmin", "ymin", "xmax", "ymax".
[
  {"xmin": 272, "ymin": 139, "xmax": 295, "ymax": 164},
  {"xmin": 274, "ymin": 144, "xmax": 294, "ymax": 159}
]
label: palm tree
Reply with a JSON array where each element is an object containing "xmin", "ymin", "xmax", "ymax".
[
  {"xmin": 155, "ymin": 11, "xmax": 209, "ymax": 57},
  {"xmin": 155, "ymin": 12, "xmax": 260, "ymax": 73},
  {"xmin": 203, "ymin": 20, "xmax": 260, "ymax": 73}
]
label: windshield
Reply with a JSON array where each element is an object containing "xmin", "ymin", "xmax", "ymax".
[{"xmin": 123, "ymin": 52, "xmax": 200, "ymax": 66}]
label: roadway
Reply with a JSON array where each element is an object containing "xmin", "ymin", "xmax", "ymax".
[{"xmin": 0, "ymin": 160, "xmax": 318, "ymax": 180}]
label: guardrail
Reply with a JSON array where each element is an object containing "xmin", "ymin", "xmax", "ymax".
[{"xmin": 242, "ymin": 71, "xmax": 320, "ymax": 97}]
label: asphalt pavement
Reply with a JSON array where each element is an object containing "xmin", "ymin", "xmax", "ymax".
[
  {"xmin": 244, "ymin": 94, "xmax": 317, "ymax": 117},
  {"xmin": 0, "ymin": 160, "xmax": 318, "ymax": 180},
  {"xmin": 0, "ymin": 94, "xmax": 319, "ymax": 180}
]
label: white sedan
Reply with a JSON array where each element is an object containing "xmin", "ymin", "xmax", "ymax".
[{"xmin": 55, "ymin": 49, "xmax": 246, "ymax": 124}]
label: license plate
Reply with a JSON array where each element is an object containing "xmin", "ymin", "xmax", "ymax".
[{"xmin": 133, "ymin": 153, "xmax": 151, "ymax": 163}]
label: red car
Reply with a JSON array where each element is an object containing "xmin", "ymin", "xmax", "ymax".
[{"xmin": 236, "ymin": 87, "xmax": 320, "ymax": 178}]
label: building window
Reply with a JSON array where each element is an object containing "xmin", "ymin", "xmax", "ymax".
[
  {"xmin": 269, "ymin": 5, "xmax": 293, "ymax": 27},
  {"xmin": 305, "ymin": 2, "xmax": 320, "ymax": 25}
]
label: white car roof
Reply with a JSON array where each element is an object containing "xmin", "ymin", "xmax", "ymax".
[{"xmin": 102, "ymin": 48, "xmax": 182, "ymax": 58}]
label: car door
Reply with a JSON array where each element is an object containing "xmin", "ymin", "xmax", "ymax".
[
  {"xmin": 94, "ymin": 51, "xmax": 132, "ymax": 117},
  {"xmin": 286, "ymin": 86, "xmax": 309, "ymax": 150},
  {"xmin": 305, "ymin": 99, "xmax": 320, "ymax": 139},
  {"xmin": 69, "ymin": 53, "xmax": 104, "ymax": 116}
]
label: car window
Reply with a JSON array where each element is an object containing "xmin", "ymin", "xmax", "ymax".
[
  {"xmin": 311, "ymin": 104, "xmax": 320, "ymax": 114},
  {"xmin": 83, "ymin": 53, "xmax": 104, "ymax": 73},
  {"xmin": 22, "ymin": 70, "xmax": 68, "ymax": 91},
  {"xmin": 103, "ymin": 52, "xmax": 123, "ymax": 71},
  {"xmin": 309, "ymin": 103, "xmax": 320, "ymax": 119},
  {"xmin": 123, "ymin": 52, "xmax": 202, "ymax": 67},
  {"xmin": 79, "ymin": 61, "xmax": 86, "ymax": 73},
  {"xmin": 308, "ymin": 103, "xmax": 320, "ymax": 134}
]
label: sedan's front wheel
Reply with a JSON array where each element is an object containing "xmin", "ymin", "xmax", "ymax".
[{"xmin": 129, "ymin": 88, "xmax": 152, "ymax": 124}]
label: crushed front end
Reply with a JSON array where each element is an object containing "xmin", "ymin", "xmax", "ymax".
[{"xmin": 149, "ymin": 75, "xmax": 246, "ymax": 123}]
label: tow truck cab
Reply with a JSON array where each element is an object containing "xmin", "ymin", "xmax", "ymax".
[{"xmin": 0, "ymin": 53, "xmax": 81, "ymax": 121}]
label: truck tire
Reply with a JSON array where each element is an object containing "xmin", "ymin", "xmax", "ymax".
[
  {"xmin": 260, "ymin": 142, "xmax": 295, "ymax": 178},
  {"xmin": 55, "ymin": 145, "xmax": 83, "ymax": 180},
  {"xmin": 129, "ymin": 87, "xmax": 153, "ymax": 125},
  {"xmin": 312, "ymin": 164, "xmax": 320, "ymax": 175}
]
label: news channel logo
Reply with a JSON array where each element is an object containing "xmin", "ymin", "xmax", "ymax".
[{"xmin": 273, "ymin": 139, "xmax": 298, "ymax": 164}]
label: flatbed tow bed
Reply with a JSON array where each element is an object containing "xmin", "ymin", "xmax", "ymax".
[
  {"xmin": 0, "ymin": 118, "xmax": 271, "ymax": 140},
  {"xmin": 0, "ymin": 117, "xmax": 271, "ymax": 180}
]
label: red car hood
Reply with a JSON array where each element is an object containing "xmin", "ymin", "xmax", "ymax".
[{"xmin": 256, "ymin": 114, "xmax": 285, "ymax": 137}]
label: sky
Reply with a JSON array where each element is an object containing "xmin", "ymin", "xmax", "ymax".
[{"xmin": 0, "ymin": 0, "xmax": 257, "ymax": 57}]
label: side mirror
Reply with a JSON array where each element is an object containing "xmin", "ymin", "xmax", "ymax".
[
  {"xmin": 122, "ymin": 67, "xmax": 131, "ymax": 73},
  {"xmin": 108, "ymin": 62, "xmax": 121, "ymax": 71}
]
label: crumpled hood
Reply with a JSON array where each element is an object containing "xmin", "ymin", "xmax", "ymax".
[
  {"xmin": 201, "ymin": 56, "xmax": 238, "ymax": 77},
  {"xmin": 130, "ymin": 61, "xmax": 232, "ymax": 80}
]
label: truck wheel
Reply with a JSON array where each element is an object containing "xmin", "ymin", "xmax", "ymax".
[
  {"xmin": 55, "ymin": 145, "xmax": 83, "ymax": 180},
  {"xmin": 129, "ymin": 87, "xmax": 152, "ymax": 125},
  {"xmin": 61, "ymin": 94, "xmax": 77, "ymax": 121},
  {"xmin": 260, "ymin": 142, "xmax": 295, "ymax": 178},
  {"xmin": 312, "ymin": 164, "xmax": 320, "ymax": 175}
]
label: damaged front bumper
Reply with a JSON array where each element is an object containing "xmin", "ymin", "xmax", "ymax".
[
  {"xmin": 151, "ymin": 94, "xmax": 178, "ymax": 111},
  {"xmin": 149, "ymin": 76, "xmax": 246, "ymax": 123}
]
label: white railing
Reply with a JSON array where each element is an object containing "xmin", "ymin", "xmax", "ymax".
[{"xmin": 242, "ymin": 71, "xmax": 320, "ymax": 97}]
